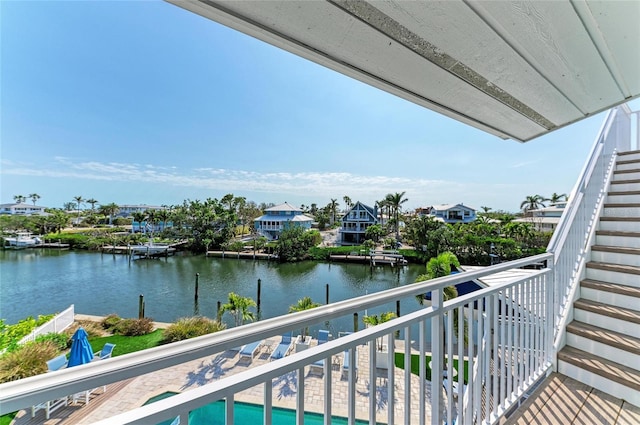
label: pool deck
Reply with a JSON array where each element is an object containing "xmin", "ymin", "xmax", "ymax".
[{"xmin": 13, "ymin": 339, "xmax": 432, "ymax": 424}]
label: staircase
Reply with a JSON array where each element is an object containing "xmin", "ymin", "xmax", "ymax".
[{"xmin": 558, "ymin": 150, "xmax": 640, "ymax": 407}]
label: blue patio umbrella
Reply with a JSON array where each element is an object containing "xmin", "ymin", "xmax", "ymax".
[{"xmin": 67, "ymin": 327, "xmax": 94, "ymax": 367}]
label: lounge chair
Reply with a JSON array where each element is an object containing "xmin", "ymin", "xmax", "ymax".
[
  {"xmin": 341, "ymin": 347, "xmax": 358, "ymax": 379},
  {"xmin": 46, "ymin": 354, "xmax": 68, "ymax": 372},
  {"xmin": 317, "ymin": 330, "xmax": 330, "ymax": 345},
  {"xmin": 309, "ymin": 330, "xmax": 331, "ymax": 374},
  {"xmin": 94, "ymin": 343, "xmax": 116, "ymax": 360},
  {"xmin": 443, "ymin": 378, "xmax": 466, "ymax": 398},
  {"xmin": 269, "ymin": 332, "xmax": 293, "ymax": 360},
  {"xmin": 239, "ymin": 340, "xmax": 264, "ymax": 362}
]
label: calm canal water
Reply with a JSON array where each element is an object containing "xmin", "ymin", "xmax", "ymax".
[{"xmin": 0, "ymin": 249, "xmax": 425, "ymax": 335}]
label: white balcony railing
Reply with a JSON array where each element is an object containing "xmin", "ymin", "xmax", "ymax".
[
  {"xmin": 547, "ymin": 104, "xmax": 635, "ymax": 355},
  {"xmin": 0, "ymin": 105, "xmax": 637, "ymax": 424},
  {"xmin": 0, "ymin": 254, "xmax": 553, "ymax": 425}
]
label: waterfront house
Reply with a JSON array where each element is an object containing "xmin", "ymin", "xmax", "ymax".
[
  {"xmin": 116, "ymin": 204, "xmax": 166, "ymax": 218},
  {"xmin": 339, "ymin": 201, "xmax": 378, "ymax": 245},
  {"xmin": 2, "ymin": 2, "xmax": 639, "ymax": 424},
  {"xmin": 423, "ymin": 203, "xmax": 477, "ymax": 224},
  {"xmin": 0, "ymin": 203, "xmax": 47, "ymax": 216},
  {"xmin": 253, "ymin": 202, "xmax": 313, "ymax": 240},
  {"xmin": 513, "ymin": 202, "xmax": 567, "ymax": 233}
]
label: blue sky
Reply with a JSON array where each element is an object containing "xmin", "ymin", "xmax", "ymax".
[{"xmin": 1, "ymin": 1, "xmax": 633, "ymax": 213}]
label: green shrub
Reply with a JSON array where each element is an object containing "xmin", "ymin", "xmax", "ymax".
[
  {"xmin": 0, "ymin": 314, "xmax": 55, "ymax": 352},
  {"xmin": 35, "ymin": 332, "xmax": 70, "ymax": 351},
  {"xmin": 101, "ymin": 314, "xmax": 122, "ymax": 332},
  {"xmin": 0, "ymin": 340, "xmax": 59, "ymax": 383},
  {"xmin": 115, "ymin": 318, "xmax": 154, "ymax": 336},
  {"xmin": 161, "ymin": 317, "xmax": 226, "ymax": 344}
]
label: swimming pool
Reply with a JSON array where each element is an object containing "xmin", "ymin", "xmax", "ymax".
[{"xmin": 145, "ymin": 392, "xmax": 377, "ymax": 425}]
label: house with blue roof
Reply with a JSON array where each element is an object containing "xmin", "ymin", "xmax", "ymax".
[
  {"xmin": 340, "ymin": 201, "xmax": 378, "ymax": 245},
  {"xmin": 253, "ymin": 202, "xmax": 313, "ymax": 240}
]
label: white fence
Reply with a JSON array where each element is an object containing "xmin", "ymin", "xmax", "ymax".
[{"xmin": 16, "ymin": 305, "xmax": 75, "ymax": 346}]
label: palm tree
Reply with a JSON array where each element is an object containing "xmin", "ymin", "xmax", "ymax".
[
  {"xmin": 328, "ymin": 199, "xmax": 339, "ymax": 225},
  {"xmin": 343, "ymin": 195, "xmax": 352, "ymax": 212},
  {"xmin": 386, "ymin": 191, "xmax": 408, "ymax": 240},
  {"xmin": 28, "ymin": 193, "xmax": 41, "ymax": 205},
  {"xmin": 13, "ymin": 195, "xmax": 26, "ymax": 204},
  {"xmin": 415, "ymin": 252, "xmax": 460, "ymax": 306},
  {"xmin": 362, "ymin": 311, "xmax": 396, "ymax": 350},
  {"xmin": 415, "ymin": 252, "xmax": 465, "ymax": 345},
  {"xmin": 86, "ymin": 198, "xmax": 98, "ymax": 211},
  {"xmin": 288, "ymin": 296, "xmax": 321, "ymax": 341},
  {"xmin": 480, "ymin": 206, "xmax": 492, "ymax": 214},
  {"xmin": 220, "ymin": 292, "xmax": 257, "ymax": 327},
  {"xmin": 131, "ymin": 211, "xmax": 147, "ymax": 233},
  {"xmin": 520, "ymin": 195, "xmax": 546, "ymax": 215},
  {"xmin": 99, "ymin": 203, "xmax": 120, "ymax": 226},
  {"xmin": 73, "ymin": 196, "xmax": 84, "ymax": 225},
  {"xmin": 547, "ymin": 192, "xmax": 568, "ymax": 205},
  {"xmin": 62, "ymin": 202, "xmax": 75, "ymax": 212}
]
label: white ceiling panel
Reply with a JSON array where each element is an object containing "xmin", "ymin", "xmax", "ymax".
[{"xmin": 169, "ymin": 0, "xmax": 640, "ymax": 142}]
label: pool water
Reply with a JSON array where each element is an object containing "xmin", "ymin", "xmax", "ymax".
[{"xmin": 145, "ymin": 392, "xmax": 377, "ymax": 425}]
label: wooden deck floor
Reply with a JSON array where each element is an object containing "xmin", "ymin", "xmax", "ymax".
[{"xmin": 502, "ymin": 373, "xmax": 640, "ymax": 425}]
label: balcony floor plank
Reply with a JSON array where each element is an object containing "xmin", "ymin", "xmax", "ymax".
[{"xmin": 503, "ymin": 373, "xmax": 639, "ymax": 425}]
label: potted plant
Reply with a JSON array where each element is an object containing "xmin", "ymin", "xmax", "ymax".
[
  {"xmin": 362, "ymin": 311, "xmax": 396, "ymax": 369},
  {"xmin": 289, "ymin": 296, "xmax": 321, "ymax": 352}
]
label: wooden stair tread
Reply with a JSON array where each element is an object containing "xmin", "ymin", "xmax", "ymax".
[
  {"xmin": 595, "ymin": 230, "xmax": 640, "ymax": 237},
  {"xmin": 599, "ymin": 216, "xmax": 640, "ymax": 221},
  {"xmin": 614, "ymin": 169, "xmax": 640, "ymax": 174},
  {"xmin": 602, "ymin": 203, "xmax": 640, "ymax": 207},
  {"xmin": 608, "ymin": 190, "xmax": 640, "ymax": 195},
  {"xmin": 582, "ymin": 278, "xmax": 640, "ymax": 299},
  {"xmin": 558, "ymin": 346, "xmax": 640, "ymax": 392},
  {"xmin": 567, "ymin": 321, "xmax": 640, "ymax": 356},
  {"xmin": 618, "ymin": 150, "xmax": 640, "ymax": 156},
  {"xmin": 591, "ymin": 245, "xmax": 640, "ymax": 255},
  {"xmin": 611, "ymin": 179, "xmax": 640, "ymax": 185},
  {"xmin": 586, "ymin": 261, "xmax": 640, "ymax": 275},
  {"xmin": 574, "ymin": 299, "xmax": 640, "ymax": 324},
  {"xmin": 617, "ymin": 158, "xmax": 640, "ymax": 165}
]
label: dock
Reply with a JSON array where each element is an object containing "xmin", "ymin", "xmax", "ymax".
[
  {"xmin": 330, "ymin": 250, "xmax": 407, "ymax": 267},
  {"xmin": 206, "ymin": 250, "xmax": 278, "ymax": 260}
]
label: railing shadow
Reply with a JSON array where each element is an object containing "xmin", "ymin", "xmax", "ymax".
[{"xmin": 181, "ymin": 351, "xmax": 237, "ymax": 390}]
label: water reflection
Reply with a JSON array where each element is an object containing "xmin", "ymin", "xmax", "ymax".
[{"xmin": 0, "ymin": 250, "xmax": 423, "ymax": 335}]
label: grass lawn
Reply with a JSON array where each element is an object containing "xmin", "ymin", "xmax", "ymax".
[
  {"xmin": 394, "ymin": 352, "xmax": 469, "ymax": 383},
  {"xmin": 89, "ymin": 329, "xmax": 164, "ymax": 356},
  {"xmin": 0, "ymin": 413, "xmax": 16, "ymax": 425},
  {"xmin": 0, "ymin": 330, "xmax": 165, "ymax": 423}
]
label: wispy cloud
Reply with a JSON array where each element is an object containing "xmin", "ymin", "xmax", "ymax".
[
  {"xmin": 508, "ymin": 160, "xmax": 539, "ymax": 169},
  {"xmin": 1, "ymin": 157, "xmax": 521, "ymax": 208}
]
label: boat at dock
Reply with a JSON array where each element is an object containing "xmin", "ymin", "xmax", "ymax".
[{"xmin": 3, "ymin": 232, "xmax": 42, "ymax": 248}]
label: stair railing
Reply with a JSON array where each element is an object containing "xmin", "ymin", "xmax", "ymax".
[{"xmin": 547, "ymin": 105, "xmax": 634, "ymax": 358}]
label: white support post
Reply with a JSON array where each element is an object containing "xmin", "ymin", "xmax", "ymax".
[
  {"xmin": 264, "ymin": 379, "xmax": 272, "ymax": 425},
  {"xmin": 404, "ymin": 328, "xmax": 411, "ymax": 425},
  {"xmin": 348, "ymin": 347, "xmax": 356, "ymax": 425},
  {"xmin": 430, "ymin": 288, "xmax": 443, "ymax": 425},
  {"xmin": 297, "ymin": 367, "xmax": 304, "ymax": 425},
  {"xmin": 387, "ymin": 331, "xmax": 395, "ymax": 425},
  {"xmin": 226, "ymin": 395, "xmax": 234, "ymax": 425},
  {"xmin": 323, "ymin": 355, "xmax": 331, "ymax": 425},
  {"xmin": 369, "ymin": 342, "xmax": 376, "ymax": 425},
  {"xmin": 419, "ymin": 321, "xmax": 426, "ymax": 425}
]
